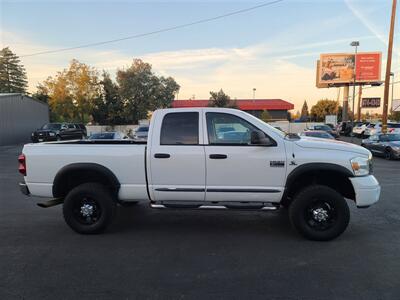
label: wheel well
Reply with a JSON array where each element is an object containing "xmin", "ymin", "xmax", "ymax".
[
  {"xmin": 53, "ymin": 163, "xmax": 120, "ymax": 198},
  {"xmin": 282, "ymin": 168, "xmax": 355, "ymax": 206}
]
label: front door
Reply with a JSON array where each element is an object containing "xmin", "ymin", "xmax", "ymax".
[
  {"xmin": 149, "ymin": 111, "xmax": 206, "ymax": 202},
  {"xmin": 204, "ymin": 112, "xmax": 287, "ymax": 203}
]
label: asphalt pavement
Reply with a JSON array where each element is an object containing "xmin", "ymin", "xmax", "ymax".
[{"xmin": 1, "ymin": 141, "xmax": 400, "ymax": 300}]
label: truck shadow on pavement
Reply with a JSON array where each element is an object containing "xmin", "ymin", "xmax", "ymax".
[{"xmin": 110, "ymin": 202, "xmax": 297, "ymax": 239}]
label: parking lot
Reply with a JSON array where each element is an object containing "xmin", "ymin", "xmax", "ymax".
[{"xmin": 1, "ymin": 141, "xmax": 399, "ymax": 300}]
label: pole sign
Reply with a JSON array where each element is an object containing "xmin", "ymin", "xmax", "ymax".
[{"xmin": 362, "ymin": 97, "xmax": 381, "ymax": 108}]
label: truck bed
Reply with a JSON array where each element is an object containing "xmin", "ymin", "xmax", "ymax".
[{"xmin": 23, "ymin": 142, "xmax": 148, "ymax": 200}]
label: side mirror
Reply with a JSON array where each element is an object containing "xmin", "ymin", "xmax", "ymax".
[{"xmin": 251, "ymin": 130, "xmax": 273, "ymax": 145}]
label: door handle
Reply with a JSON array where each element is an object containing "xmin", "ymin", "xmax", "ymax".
[
  {"xmin": 209, "ymin": 154, "xmax": 227, "ymax": 159},
  {"xmin": 154, "ymin": 153, "xmax": 171, "ymax": 159}
]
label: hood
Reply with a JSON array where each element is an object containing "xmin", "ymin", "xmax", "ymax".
[
  {"xmin": 34, "ymin": 129, "xmax": 57, "ymax": 133},
  {"xmin": 295, "ymin": 137, "xmax": 370, "ymax": 156},
  {"xmin": 388, "ymin": 141, "xmax": 400, "ymax": 147}
]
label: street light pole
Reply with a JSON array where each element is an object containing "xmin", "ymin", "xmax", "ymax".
[
  {"xmin": 390, "ymin": 72, "xmax": 395, "ymax": 115},
  {"xmin": 350, "ymin": 41, "xmax": 359, "ymax": 140},
  {"xmin": 253, "ymin": 88, "xmax": 256, "ymax": 102},
  {"xmin": 382, "ymin": 0, "xmax": 397, "ymax": 133}
]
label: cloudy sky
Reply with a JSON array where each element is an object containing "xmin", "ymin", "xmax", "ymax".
[{"xmin": 1, "ymin": 0, "xmax": 399, "ymax": 111}]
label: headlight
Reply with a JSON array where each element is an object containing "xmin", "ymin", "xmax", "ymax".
[
  {"xmin": 49, "ymin": 132, "xmax": 55, "ymax": 136},
  {"xmin": 350, "ymin": 156, "xmax": 371, "ymax": 176}
]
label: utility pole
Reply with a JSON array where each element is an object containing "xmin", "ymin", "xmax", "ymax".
[
  {"xmin": 382, "ymin": 0, "xmax": 397, "ymax": 133},
  {"xmin": 253, "ymin": 88, "xmax": 256, "ymax": 102},
  {"xmin": 357, "ymin": 85, "xmax": 362, "ymax": 121}
]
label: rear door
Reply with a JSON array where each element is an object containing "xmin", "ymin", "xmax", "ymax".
[{"xmin": 148, "ymin": 110, "xmax": 206, "ymax": 201}]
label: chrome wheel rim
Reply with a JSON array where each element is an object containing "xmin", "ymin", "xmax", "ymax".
[
  {"xmin": 305, "ymin": 200, "xmax": 336, "ymax": 231},
  {"xmin": 73, "ymin": 197, "xmax": 101, "ymax": 225}
]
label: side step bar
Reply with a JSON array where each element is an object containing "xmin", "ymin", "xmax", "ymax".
[
  {"xmin": 151, "ymin": 203, "xmax": 279, "ymax": 211},
  {"xmin": 37, "ymin": 198, "xmax": 64, "ymax": 208}
]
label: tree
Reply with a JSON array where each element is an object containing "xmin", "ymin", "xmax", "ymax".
[
  {"xmin": 117, "ymin": 59, "xmax": 180, "ymax": 123},
  {"xmin": 310, "ymin": 99, "xmax": 338, "ymax": 122},
  {"xmin": 66, "ymin": 59, "xmax": 100, "ymax": 122},
  {"xmin": 208, "ymin": 89, "xmax": 237, "ymax": 108},
  {"xmin": 92, "ymin": 72, "xmax": 126, "ymax": 125},
  {"xmin": 38, "ymin": 60, "xmax": 100, "ymax": 122},
  {"xmin": 260, "ymin": 110, "xmax": 271, "ymax": 122},
  {"xmin": 390, "ymin": 111, "xmax": 400, "ymax": 122},
  {"xmin": 300, "ymin": 100, "xmax": 309, "ymax": 121},
  {"xmin": 0, "ymin": 47, "xmax": 28, "ymax": 93},
  {"xmin": 32, "ymin": 83, "xmax": 50, "ymax": 104}
]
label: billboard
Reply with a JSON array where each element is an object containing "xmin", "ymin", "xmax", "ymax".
[
  {"xmin": 318, "ymin": 52, "xmax": 381, "ymax": 86},
  {"xmin": 393, "ymin": 99, "xmax": 400, "ymax": 112},
  {"xmin": 362, "ymin": 97, "xmax": 381, "ymax": 108}
]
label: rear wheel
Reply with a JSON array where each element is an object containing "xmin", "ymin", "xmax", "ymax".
[
  {"xmin": 289, "ymin": 185, "xmax": 350, "ymax": 241},
  {"xmin": 63, "ymin": 182, "xmax": 116, "ymax": 234}
]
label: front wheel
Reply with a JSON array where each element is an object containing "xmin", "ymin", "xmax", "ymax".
[
  {"xmin": 385, "ymin": 148, "xmax": 393, "ymax": 160},
  {"xmin": 289, "ymin": 185, "xmax": 350, "ymax": 241},
  {"xmin": 63, "ymin": 182, "xmax": 116, "ymax": 234}
]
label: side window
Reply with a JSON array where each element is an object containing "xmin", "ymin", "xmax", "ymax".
[
  {"xmin": 160, "ymin": 112, "xmax": 199, "ymax": 145},
  {"xmin": 68, "ymin": 124, "xmax": 75, "ymax": 129},
  {"xmin": 206, "ymin": 112, "xmax": 267, "ymax": 145}
]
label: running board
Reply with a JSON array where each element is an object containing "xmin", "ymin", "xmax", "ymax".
[
  {"xmin": 150, "ymin": 203, "xmax": 279, "ymax": 211},
  {"xmin": 37, "ymin": 198, "xmax": 64, "ymax": 208}
]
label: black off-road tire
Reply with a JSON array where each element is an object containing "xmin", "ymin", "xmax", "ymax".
[
  {"xmin": 63, "ymin": 182, "xmax": 116, "ymax": 234},
  {"xmin": 289, "ymin": 185, "xmax": 350, "ymax": 241}
]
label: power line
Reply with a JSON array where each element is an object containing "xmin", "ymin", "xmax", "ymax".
[{"xmin": 20, "ymin": 0, "xmax": 284, "ymax": 58}]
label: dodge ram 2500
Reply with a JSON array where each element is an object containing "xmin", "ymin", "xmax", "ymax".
[{"xmin": 18, "ymin": 108, "xmax": 381, "ymax": 240}]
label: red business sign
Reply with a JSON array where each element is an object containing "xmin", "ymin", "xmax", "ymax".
[{"xmin": 356, "ymin": 53, "xmax": 382, "ymax": 82}]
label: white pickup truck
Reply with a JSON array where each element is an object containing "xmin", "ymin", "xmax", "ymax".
[{"xmin": 19, "ymin": 108, "xmax": 381, "ymax": 240}]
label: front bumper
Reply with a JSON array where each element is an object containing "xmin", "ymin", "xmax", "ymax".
[
  {"xmin": 19, "ymin": 182, "xmax": 30, "ymax": 196},
  {"xmin": 349, "ymin": 175, "xmax": 380, "ymax": 208}
]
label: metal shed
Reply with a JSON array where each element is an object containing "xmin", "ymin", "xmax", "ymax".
[{"xmin": 0, "ymin": 93, "xmax": 49, "ymax": 145}]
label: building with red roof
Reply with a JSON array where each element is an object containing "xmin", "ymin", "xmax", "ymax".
[{"xmin": 172, "ymin": 99, "xmax": 294, "ymax": 120}]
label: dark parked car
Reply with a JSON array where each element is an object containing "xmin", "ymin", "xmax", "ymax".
[
  {"xmin": 133, "ymin": 125, "xmax": 149, "ymax": 141},
  {"xmin": 305, "ymin": 124, "xmax": 339, "ymax": 139},
  {"xmin": 31, "ymin": 123, "xmax": 86, "ymax": 142},
  {"xmin": 361, "ymin": 133, "xmax": 400, "ymax": 160},
  {"xmin": 300, "ymin": 130, "xmax": 335, "ymax": 139},
  {"xmin": 88, "ymin": 131, "xmax": 128, "ymax": 140},
  {"xmin": 74, "ymin": 123, "xmax": 87, "ymax": 137}
]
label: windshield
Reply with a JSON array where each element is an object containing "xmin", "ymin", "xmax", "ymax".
[
  {"xmin": 41, "ymin": 123, "xmax": 61, "ymax": 130},
  {"xmin": 388, "ymin": 123, "xmax": 400, "ymax": 128},
  {"xmin": 381, "ymin": 134, "xmax": 400, "ymax": 141},
  {"xmin": 305, "ymin": 131, "xmax": 332, "ymax": 138},
  {"xmin": 89, "ymin": 132, "xmax": 115, "ymax": 139},
  {"xmin": 137, "ymin": 126, "xmax": 149, "ymax": 132}
]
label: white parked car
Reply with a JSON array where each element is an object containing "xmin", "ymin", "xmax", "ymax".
[
  {"xmin": 18, "ymin": 108, "xmax": 380, "ymax": 241},
  {"xmin": 352, "ymin": 123, "xmax": 374, "ymax": 138},
  {"xmin": 364, "ymin": 122, "xmax": 400, "ymax": 137}
]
